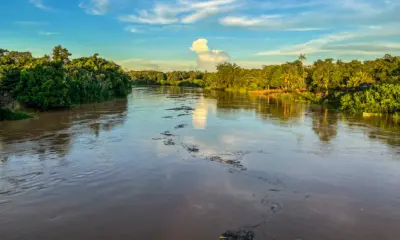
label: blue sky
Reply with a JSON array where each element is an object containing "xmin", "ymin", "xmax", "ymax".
[{"xmin": 1, "ymin": 0, "xmax": 400, "ymax": 71}]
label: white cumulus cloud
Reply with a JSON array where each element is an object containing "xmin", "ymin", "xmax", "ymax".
[{"xmin": 191, "ymin": 38, "xmax": 230, "ymax": 71}]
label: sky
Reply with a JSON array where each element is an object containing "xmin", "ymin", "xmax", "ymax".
[{"xmin": 1, "ymin": 0, "xmax": 400, "ymax": 71}]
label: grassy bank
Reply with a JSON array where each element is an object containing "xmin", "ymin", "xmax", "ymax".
[
  {"xmin": 249, "ymin": 89, "xmax": 322, "ymax": 104},
  {"xmin": 249, "ymin": 84, "xmax": 400, "ymax": 118}
]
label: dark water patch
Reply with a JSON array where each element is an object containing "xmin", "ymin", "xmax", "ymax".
[
  {"xmin": 166, "ymin": 106, "xmax": 195, "ymax": 111},
  {"xmin": 177, "ymin": 113, "xmax": 190, "ymax": 117},
  {"xmin": 174, "ymin": 124, "xmax": 188, "ymax": 129},
  {"xmin": 182, "ymin": 144, "xmax": 200, "ymax": 153},
  {"xmin": 160, "ymin": 131, "xmax": 175, "ymax": 137},
  {"xmin": 162, "ymin": 116, "xmax": 173, "ymax": 119},
  {"xmin": 220, "ymin": 230, "xmax": 255, "ymax": 240},
  {"xmin": 163, "ymin": 139, "xmax": 175, "ymax": 146},
  {"xmin": 166, "ymin": 95, "xmax": 186, "ymax": 99},
  {"xmin": 269, "ymin": 189, "xmax": 281, "ymax": 192},
  {"xmin": 208, "ymin": 156, "xmax": 246, "ymax": 171}
]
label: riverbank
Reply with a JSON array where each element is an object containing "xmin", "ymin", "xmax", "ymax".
[
  {"xmin": 0, "ymin": 45, "xmax": 131, "ymax": 121},
  {"xmin": 249, "ymin": 89, "xmax": 322, "ymax": 103},
  {"xmin": 0, "ymin": 108, "xmax": 32, "ymax": 121},
  {"xmin": 249, "ymin": 85, "xmax": 400, "ymax": 118}
]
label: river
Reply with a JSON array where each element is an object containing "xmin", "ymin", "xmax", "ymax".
[{"xmin": 1, "ymin": 87, "xmax": 400, "ymax": 240}]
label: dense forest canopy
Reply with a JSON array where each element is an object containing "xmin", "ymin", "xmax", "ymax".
[{"xmin": 0, "ymin": 46, "xmax": 131, "ymax": 111}]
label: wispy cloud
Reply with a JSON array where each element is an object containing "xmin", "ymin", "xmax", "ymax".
[
  {"xmin": 39, "ymin": 31, "xmax": 60, "ymax": 36},
  {"xmin": 29, "ymin": 0, "xmax": 52, "ymax": 11},
  {"xmin": 119, "ymin": 0, "xmax": 240, "ymax": 25},
  {"xmin": 220, "ymin": 0, "xmax": 399, "ymax": 31},
  {"xmin": 219, "ymin": 15, "xmax": 325, "ymax": 31},
  {"xmin": 79, "ymin": 0, "xmax": 110, "ymax": 15},
  {"xmin": 255, "ymin": 25, "xmax": 400, "ymax": 56},
  {"xmin": 124, "ymin": 26, "xmax": 144, "ymax": 34},
  {"xmin": 14, "ymin": 21, "xmax": 48, "ymax": 26},
  {"xmin": 259, "ymin": 0, "xmax": 324, "ymax": 10}
]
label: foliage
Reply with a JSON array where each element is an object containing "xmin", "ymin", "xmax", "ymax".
[
  {"xmin": 129, "ymin": 70, "xmax": 204, "ymax": 87},
  {"xmin": 333, "ymin": 84, "xmax": 400, "ymax": 114},
  {"xmin": 0, "ymin": 46, "xmax": 131, "ymax": 111},
  {"xmin": 0, "ymin": 108, "xmax": 31, "ymax": 121},
  {"xmin": 2, "ymin": 45, "xmax": 400, "ymax": 116},
  {"xmin": 129, "ymin": 54, "xmax": 400, "ymax": 115}
]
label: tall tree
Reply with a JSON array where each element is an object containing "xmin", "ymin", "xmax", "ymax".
[
  {"xmin": 52, "ymin": 45, "xmax": 71, "ymax": 64},
  {"xmin": 299, "ymin": 54, "xmax": 307, "ymax": 90}
]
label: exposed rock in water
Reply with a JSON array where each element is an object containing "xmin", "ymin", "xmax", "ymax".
[
  {"xmin": 163, "ymin": 139, "xmax": 175, "ymax": 145},
  {"xmin": 207, "ymin": 156, "xmax": 246, "ymax": 170},
  {"xmin": 174, "ymin": 124, "xmax": 188, "ymax": 129},
  {"xmin": 166, "ymin": 106, "xmax": 195, "ymax": 111},
  {"xmin": 183, "ymin": 145, "xmax": 199, "ymax": 153},
  {"xmin": 208, "ymin": 156, "xmax": 223, "ymax": 162},
  {"xmin": 162, "ymin": 116, "xmax": 173, "ymax": 119},
  {"xmin": 160, "ymin": 131, "xmax": 175, "ymax": 137},
  {"xmin": 219, "ymin": 230, "xmax": 255, "ymax": 240},
  {"xmin": 177, "ymin": 113, "xmax": 190, "ymax": 117}
]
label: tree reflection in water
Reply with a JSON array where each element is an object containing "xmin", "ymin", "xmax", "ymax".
[{"xmin": 0, "ymin": 99, "xmax": 128, "ymax": 158}]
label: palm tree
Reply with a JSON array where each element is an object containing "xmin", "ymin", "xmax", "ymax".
[{"xmin": 299, "ymin": 54, "xmax": 307, "ymax": 90}]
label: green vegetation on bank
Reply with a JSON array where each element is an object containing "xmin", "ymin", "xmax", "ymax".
[
  {"xmin": 0, "ymin": 46, "xmax": 131, "ymax": 120},
  {"xmin": 0, "ymin": 108, "xmax": 31, "ymax": 121},
  {"xmin": 1, "ymin": 44, "xmax": 400, "ymax": 118},
  {"xmin": 129, "ymin": 54, "xmax": 400, "ymax": 115}
]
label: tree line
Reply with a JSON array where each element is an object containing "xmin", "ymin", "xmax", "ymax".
[
  {"xmin": 0, "ymin": 46, "xmax": 131, "ymax": 117},
  {"xmin": 129, "ymin": 54, "xmax": 400, "ymax": 115},
  {"xmin": 1, "ymin": 45, "xmax": 399, "ymax": 117}
]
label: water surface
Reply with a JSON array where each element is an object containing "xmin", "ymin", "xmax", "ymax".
[{"xmin": 1, "ymin": 87, "xmax": 400, "ymax": 240}]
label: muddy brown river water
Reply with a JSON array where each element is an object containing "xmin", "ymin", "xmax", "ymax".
[{"xmin": 1, "ymin": 87, "xmax": 400, "ymax": 240}]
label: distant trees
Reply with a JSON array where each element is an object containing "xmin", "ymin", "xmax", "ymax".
[
  {"xmin": 2, "ymin": 45, "xmax": 400, "ymax": 116},
  {"xmin": 129, "ymin": 53, "xmax": 400, "ymax": 115},
  {"xmin": 129, "ymin": 53, "xmax": 400, "ymax": 93}
]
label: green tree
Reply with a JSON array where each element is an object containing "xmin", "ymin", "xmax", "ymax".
[{"xmin": 52, "ymin": 45, "xmax": 71, "ymax": 64}]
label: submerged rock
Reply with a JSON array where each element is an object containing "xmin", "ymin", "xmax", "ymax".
[
  {"xmin": 220, "ymin": 230, "xmax": 255, "ymax": 240},
  {"xmin": 183, "ymin": 145, "xmax": 199, "ymax": 153},
  {"xmin": 166, "ymin": 106, "xmax": 195, "ymax": 111},
  {"xmin": 177, "ymin": 113, "xmax": 190, "ymax": 117},
  {"xmin": 174, "ymin": 124, "xmax": 188, "ymax": 129},
  {"xmin": 160, "ymin": 131, "xmax": 175, "ymax": 137},
  {"xmin": 163, "ymin": 139, "xmax": 175, "ymax": 145}
]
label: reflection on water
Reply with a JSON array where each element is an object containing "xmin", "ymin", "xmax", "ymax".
[
  {"xmin": 1, "ymin": 87, "xmax": 400, "ymax": 240},
  {"xmin": 312, "ymin": 108, "xmax": 338, "ymax": 142},
  {"xmin": 0, "ymin": 99, "xmax": 128, "ymax": 158},
  {"xmin": 192, "ymin": 97, "xmax": 209, "ymax": 129}
]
